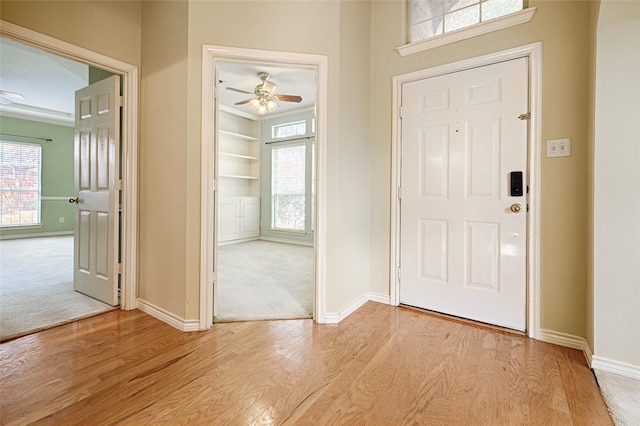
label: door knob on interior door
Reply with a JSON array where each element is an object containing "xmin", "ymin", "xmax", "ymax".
[
  {"xmin": 68, "ymin": 197, "xmax": 79, "ymax": 204},
  {"xmin": 510, "ymin": 203, "xmax": 522, "ymax": 213}
]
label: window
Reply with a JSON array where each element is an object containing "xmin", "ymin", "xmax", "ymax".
[
  {"xmin": 271, "ymin": 143, "xmax": 306, "ymax": 231},
  {"xmin": 272, "ymin": 120, "xmax": 306, "ymax": 139},
  {"xmin": 409, "ymin": 0, "xmax": 524, "ymax": 42},
  {"xmin": 0, "ymin": 141, "xmax": 42, "ymax": 227}
]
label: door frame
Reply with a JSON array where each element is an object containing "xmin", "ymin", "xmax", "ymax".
[
  {"xmin": 390, "ymin": 43, "xmax": 542, "ymax": 339},
  {"xmin": 200, "ymin": 45, "xmax": 328, "ymax": 329},
  {"xmin": 1, "ymin": 21, "xmax": 139, "ymax": 310}
]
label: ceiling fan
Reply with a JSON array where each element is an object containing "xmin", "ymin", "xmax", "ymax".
[
  {"xmin": 0, "ymin": 90, "xmax": 25, "ymax": 105},
  {"xmin": 226, "ymin": 72, "xmax": 302, "ymax": 113}
]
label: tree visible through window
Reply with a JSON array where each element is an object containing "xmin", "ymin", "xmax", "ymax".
[
  {"xmin": 271, "ymin": 144, "xmax": 306, "ymax": 231},
  {"xmin": 0, "ymin": 141, "xmax": 41, "ymax": 227},
  {"xmin": 409, "ymin": 0, "xmax": 523, "ymax": 42}
]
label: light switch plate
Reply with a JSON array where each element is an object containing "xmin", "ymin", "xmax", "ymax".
[{"xmin": 547, "ymin": 138, "xmax": 571, "ymax": 157}]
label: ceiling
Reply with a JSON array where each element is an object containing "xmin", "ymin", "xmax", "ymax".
[
  {"xmin": 0, "ymin": 37, "xmax": 88, "ymax": 125},
  {"xmin": 217, "ymin": 61, "xmax": 316, "ymax": 117},
  {"xmin": 0, "ymin": 37, "xmax": 316, "ymax": 125}
]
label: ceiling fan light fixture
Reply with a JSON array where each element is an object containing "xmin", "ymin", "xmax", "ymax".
[
  {"xmin": 249, "ymin": 98, "xmax": 261, "ymax": 109},
  {"xmin": 250, "ymin": 98, "xmax": 278, "ymax": 114}
]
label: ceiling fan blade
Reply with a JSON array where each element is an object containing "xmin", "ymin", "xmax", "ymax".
[
  {"xmin": 272, "ymin": 94, "xmax": 302, "ymax": 103},
  {"xmin": 226, "ymin": 87, "xmax": 254, "ymax": 95},
  {"xmin": 235, "ymin": 98, "xmax": 255, "ymax": 105}
]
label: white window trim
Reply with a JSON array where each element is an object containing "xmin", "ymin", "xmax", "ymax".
[
  {"xmin": 397, "ymin": 6, "xmax": 536, "ymax": 56},
  {"xmin": 0, "ymin": 140, "xmax": 42, "ymax": 228}
]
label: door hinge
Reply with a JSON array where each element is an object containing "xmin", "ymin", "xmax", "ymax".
[
  {"xmin": 399, "ymin": 106, "xmax": 404, "ymax": 119},
  {"xmin": 397, "ymin": 267, "xmax": 401, "ymax": 281},
  {"xmin": 116, "ymin": 263, "xmax": 123, "ymax": 275},
  {"xmin": 518, "ymin": 112, "xmax": 531, "ymax": 120},
  {"xmin": 116, "ymin": 179, "xmax": 123, "ymax": 190},
  {"xmin": 398, "ymin": 186, "xmax": 403, "ymax": 199},
  {"xmin": 117, "ymin": 96, "xmax": 124, "ymax": 108}
]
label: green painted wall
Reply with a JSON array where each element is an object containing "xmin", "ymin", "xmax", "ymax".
[
  {"xmin": 89, "ymin": 66, "xmax": 115, "ymax": 85},
  {"xmin": 0, "ymin": 116, "xmax": 74, "ymax": 238}
]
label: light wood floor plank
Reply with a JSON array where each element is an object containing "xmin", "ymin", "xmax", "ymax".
[{"xmin": 0, "ymin": 302, "xmax": 612, "ymax": 425}]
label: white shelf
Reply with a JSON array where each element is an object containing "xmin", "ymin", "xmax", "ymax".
[
  {"xmin": 219, "ymin": 174, "xmax": 259, "ymax": 180},
  {"xmin": 219, "ymin": 152, "xmax": 259, "ymax": 161},
  {"xmin": 219, "ymin": 129, "xmax": 258, "ymax": 141}
]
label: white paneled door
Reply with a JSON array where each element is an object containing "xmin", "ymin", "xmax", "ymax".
[
  {"xmin": 72, "ymin": 75, "xmax": 120, "ymax": 306},
  {"xmin": 400, "ymin": 58, "xmax": 528, "ymax": 331}
]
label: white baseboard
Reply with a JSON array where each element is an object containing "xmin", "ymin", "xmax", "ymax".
[
  {"xmin": 539, "ymin": 328, "xmax": 587, "ymax": 350},
  {"xmin": 592, "ymin": 356, "xmax": 640, "ymax": 381},
  {"xmin": 0, "ymin": 230, "xmax": 73, "ymax": 240},
  {"xmin": 324, "ymin": 294, "xmax": 370, "ymax": 324},
  {"xmin": 368, "ymin": 291, "xmax": 391, "ymax": 305},
  {"xmin": 583, "ymin": 341, "xmax": 594, "ymax": 366},
  {"xmin": 323, "ymin": 292, "xmax": 391, "ymax": 324},
  {"xmin": 538, "ymin": 328, "xmax": 595, "ymax": 367},
  {"xmin": 137, "ymin": 298, "xmax": 200, "ymax": 332}
]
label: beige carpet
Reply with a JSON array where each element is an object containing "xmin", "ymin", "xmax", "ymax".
[
  {"xmin": 0, "ymin": 235, "xmax": 115, "ymax": 341},
  {"xmin": 215, "ymin": 240, "xmax": 313, "ymax": 322},
  {"xmin": 595, "ymin": 369, "xmax": 640, "ymax": 426}
]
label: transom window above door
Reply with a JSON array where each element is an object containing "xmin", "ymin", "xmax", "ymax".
[
  {"xmin": 410, "ymin": 0, "xmax": 523, "ymax": 41},
  {"xmin": 400, "ymin": 0, "xmax": 535, "ymax": 56}
]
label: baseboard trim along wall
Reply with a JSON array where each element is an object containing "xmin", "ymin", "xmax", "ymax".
[
  {"xmin": 368, "ymin": 292, "xmax": 391, "ymax": 305},
  {"xmin": 592, "ymin": 356, "xmax": 640, "ymax": 381},
  {"xmin": 137, "ymin": 298, "xmax": 200, "ymax": 332},
  {"xmin": 324, "ymin": 292, "xmax": 391, "ymax": 324},
  {"xmin": 0, "ymin": 231, "xmax": 73, "ymax": 240},
  {"xmin": 324, "ymin": 294, "xmax": 370, "ymax": 324}
]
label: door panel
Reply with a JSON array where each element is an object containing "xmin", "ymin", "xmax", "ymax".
[
  {"xmin": 73, "ymin": 75, "xmax": 120, "ymax": 306},
  {"xmin": 400, "ymin": 58, "xmax": 528, "ymax": 331}
]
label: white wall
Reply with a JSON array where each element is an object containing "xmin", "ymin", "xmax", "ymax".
[{"xmin": 594, "ymin": 0, "xmax": 640, "ymax": 368}]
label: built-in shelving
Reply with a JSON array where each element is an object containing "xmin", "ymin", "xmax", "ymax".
[
  {"xmin": 219, "ymin": 129, "xmax": 258, "ymax": 141},
  {"xmin": 218, "ymin": 109, "xmax": 261, "ymax": 243},
  {"xmin": 219, "ymin": 174, "xmax": 259, "ymax": 180},
  {"xmin": 219, "ymin": 152, "xmax": 259, "ymax": 161}
]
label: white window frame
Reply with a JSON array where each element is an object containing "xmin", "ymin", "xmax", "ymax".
[
  {"xmin": 397, "ymin": 5, "xmax": 536, "ymax": 56},
  {"xmin": 270, "ymin": 141, "xmax": 307, "ymax": 234},
  {"xmin": 272, "ymin": 120, "xmax": 307, "ymax": 140},
  {"xmin": 0, "ymin": 140, "xmax": 42, "ymax": 228}
]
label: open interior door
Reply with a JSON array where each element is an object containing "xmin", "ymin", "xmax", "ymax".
[{"xmin": 71, "ymin": 75, "xmax": 120, "ymax": 306}]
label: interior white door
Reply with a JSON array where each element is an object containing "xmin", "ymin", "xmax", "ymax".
[
  {"xmin": 72, "ymin": 75, "xmax": 120, "ymax": 306},
  {"xmin": 400, "ymin": 58, "xmax": 528, "ymax": 331}
]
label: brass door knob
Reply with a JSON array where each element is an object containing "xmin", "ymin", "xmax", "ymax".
[
  {"xmin": 68, "ymin": 197, "xmax": 79, "ymax": 204},
  {"xmin": 510, "ymin": 203, "xmax": 522, "ymax": 213}
]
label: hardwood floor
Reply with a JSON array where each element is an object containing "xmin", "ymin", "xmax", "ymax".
[{"xmin": 0, "ymin": 302, "xmax": 612, "ymax": 425}]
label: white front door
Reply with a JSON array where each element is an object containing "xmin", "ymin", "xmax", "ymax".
[
  {"xmin": 400, "ymin": 58, "xmax": 528, "ymax": 331},
  {"xmin": 72, "ymin": 75, "xmax": 120, "ymax": 306}
]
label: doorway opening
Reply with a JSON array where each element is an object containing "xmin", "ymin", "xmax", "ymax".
[
  {"xmin": 200, "ymin": 46, "xmax": 329, "ymax": 329},
  {"xmin": 214, "ymin": 62, "xmax": 316, "ymax": 321},
  {"xmin": 0, "ymin": 21, "xmax": 139, "ymax": 340}
]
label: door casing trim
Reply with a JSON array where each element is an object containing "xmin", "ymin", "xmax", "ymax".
[
  {"xmin": 200, "ymin": 45, "xmax": 329, "ymax": 329},
  {"xmin": 1, "ymin": 20, "xmax": 139, "ymax": 311},
  {"xmin": 390, "ymin": 42, "xmax": 542, "ymax": 339}
]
